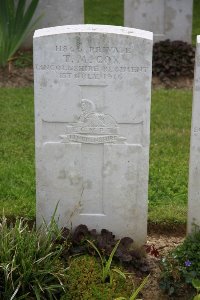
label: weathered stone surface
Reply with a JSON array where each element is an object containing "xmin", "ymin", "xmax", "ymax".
[
  {"xmin": 23, "ymin": 0, "xmax": 84, "ymax": 47},
  {"xmin": 188, "ymin": 36, "xmax": 200, "ymax": 233},
  {"xmin": 124, "ymin": 0, "xmax": 193, "ymax": 43},
  {"xmin": 34, "ymin": 25, "xmax": 153, "ymax": 245}
]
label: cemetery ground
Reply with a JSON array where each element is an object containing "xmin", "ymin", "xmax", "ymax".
[
  {"xmin": 0, "ymin": 67, "xmax": 197, "ymax": 294},
  {"xmin": 0, "ymin": 81, "xmax": 192, "ymax": 299},
  {"xmin": 0, "ymin": 26, "xmax": 198, "ymax": 300},
  {"xmin": 1, "ymin": 1, "xmax": 200, "ymax": 299}
]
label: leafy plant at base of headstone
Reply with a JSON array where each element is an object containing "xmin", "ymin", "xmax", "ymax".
[
  {"xmin": 192, "ymin": 279, "xmax": 200, "ymax": 300},
  {"xmin": 0, "ymin": 0, "xmax": 40, "ymax": 69},
  {"xmin": 58, "ymin": 225, "xmax": 151, "ymax": 274},
  {"xmin": 114, "ymin": 274, "xmax": 150, "ymax": 300},
  {"xmin": 56, "ymin": 224, "xmax": 152, "ymax": 276},
  {"xmin": 160, "ymin": 230, "xmax": 200, "ymax": 297},
  {"xmin": 0, "ymin": 214, "xmax": 68, "ymax": 299},
  {"xmin": 87, "ymin": 239, "xmax": 126, "ymax": 284}
]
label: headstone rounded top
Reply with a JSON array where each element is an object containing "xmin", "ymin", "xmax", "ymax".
[
  {"xmin": 197, "ymin": 35, "xmax": 200, "ymax": 44},
  {"xmin": 34, "ymin": 24, "xmax": 153, "ymax": 40}
]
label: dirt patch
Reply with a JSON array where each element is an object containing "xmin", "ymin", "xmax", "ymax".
[
  {"xmin": 152, "ymin": 76, "xmax": 193, "ymax": 90},
  {"xmin": 141, "ymin": 233, "xmax": 185, "ymax": 300},
  {"xmin": 0, "ymin": 66, "xmax": 33, "ymax": 88},
  {"xmin": 148, "ymin": 222, "xmax": 186, "ymax": 236}
]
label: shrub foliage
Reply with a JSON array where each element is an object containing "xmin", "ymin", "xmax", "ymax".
[
  {"xmin": 160, "ymin": 229, "xmax": 200, "ymax": 297},
  {"xmin": 153, "ymin": 40, "xmax": 195, "ymax": 80},
  {"xmin": 0, "ymin": 216, "xmax": 68, "ymax": 299},
  {"xmin": 0, "ymin": 0, "xmax": 39, "ymax": 67}
]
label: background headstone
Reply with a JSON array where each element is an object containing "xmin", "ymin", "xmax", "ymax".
[
  {"xmin": 124, "ymin": 0, "xmax": 193, "ymax": 43},
  {"xmin": 188, "ymin": 35, "xmax": 200, "ymax": 233},
  {"xmin": 34, "ymin": 25, "xmax": 153, "ymax": 245},
  {"xmin": 23, "ymin": 0, "xmax": 84, "ymax": 48}
]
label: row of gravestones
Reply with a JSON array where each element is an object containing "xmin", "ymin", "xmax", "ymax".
[
  {"xmin": 24, "ymin": 0, "xmax": 193, "ymax": 47},
  {"xmin": 34, "ymin": 24, "xmax": 199, "ymax": 247}
]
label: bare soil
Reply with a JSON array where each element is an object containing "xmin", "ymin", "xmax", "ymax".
[
  {"xmin": 143, "ymin": 233, "xmax": 185, "ymax": 300},
  {"xmin": 152, "ymin": 76, "xmax": 193, "ymax": 90},
  {"xmin": 0, "ymin": 66, "xmax": 33, "ymax": 88}
]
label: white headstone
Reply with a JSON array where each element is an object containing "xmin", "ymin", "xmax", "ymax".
[
  {"xmin": 23, "ymin": 0, "xmax": 84, "ymax": 48},
  {"xmin": 188, "ymin": 36, "xmax": 200, "ymax": 233},
  {"xmin": 34, "ymin": 25, "xmax": 153, "ymax": 245},
  {"xmin": 124, "ymin": 0, "xmax": 193, "ymax": 43}
]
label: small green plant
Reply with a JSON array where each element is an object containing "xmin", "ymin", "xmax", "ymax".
[
  {"xmin": 115, "ymin": 274, "xmax": 149, "ymax": 300},
  {"xmin": 0, "ymin": 214, "xmax": 68, "ymax": 299},
  {"xmin": 87, "ymin": 239, "xmax": 126, "ymax": 284},
  {"xmin": 192, "ymin": 279, "xmax": 200, "ymax": 300},
  {"xmin": 0, "ymin": 0, "xmax": 40, "ymax": 68},
  {"xmin": 160, "ymin": 230, "xmax": 200, "ymax": 296}
]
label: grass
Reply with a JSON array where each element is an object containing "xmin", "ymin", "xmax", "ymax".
[
  {"xmin": 149, "ymin": 89, "xmax": 192, "ymax": 224},
  {"xmin": 0, "ymin": 88, "xmax": 192, "ymax": 225},
  {"xmin": 65, "ymin": 255, "xmax": 134, "ymax": 300},
  {"xmin": 0, "ymin": 88, "xmax": 35, "ymax": 218},
  {"xmin": 192, "ymin": 0, "xmax": 200, "ymax": 45},
  {"xmin": 0, "ymin": 215, "xmax": 67, "ymax": 299},
  {"xmin": 84, "ymin": 0, "xmax": 123, "ymax": 26}
]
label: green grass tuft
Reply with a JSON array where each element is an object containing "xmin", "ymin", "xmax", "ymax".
[{"xmin": 0, "ymin": 215, "xmax": 68, "ymax": 299}]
